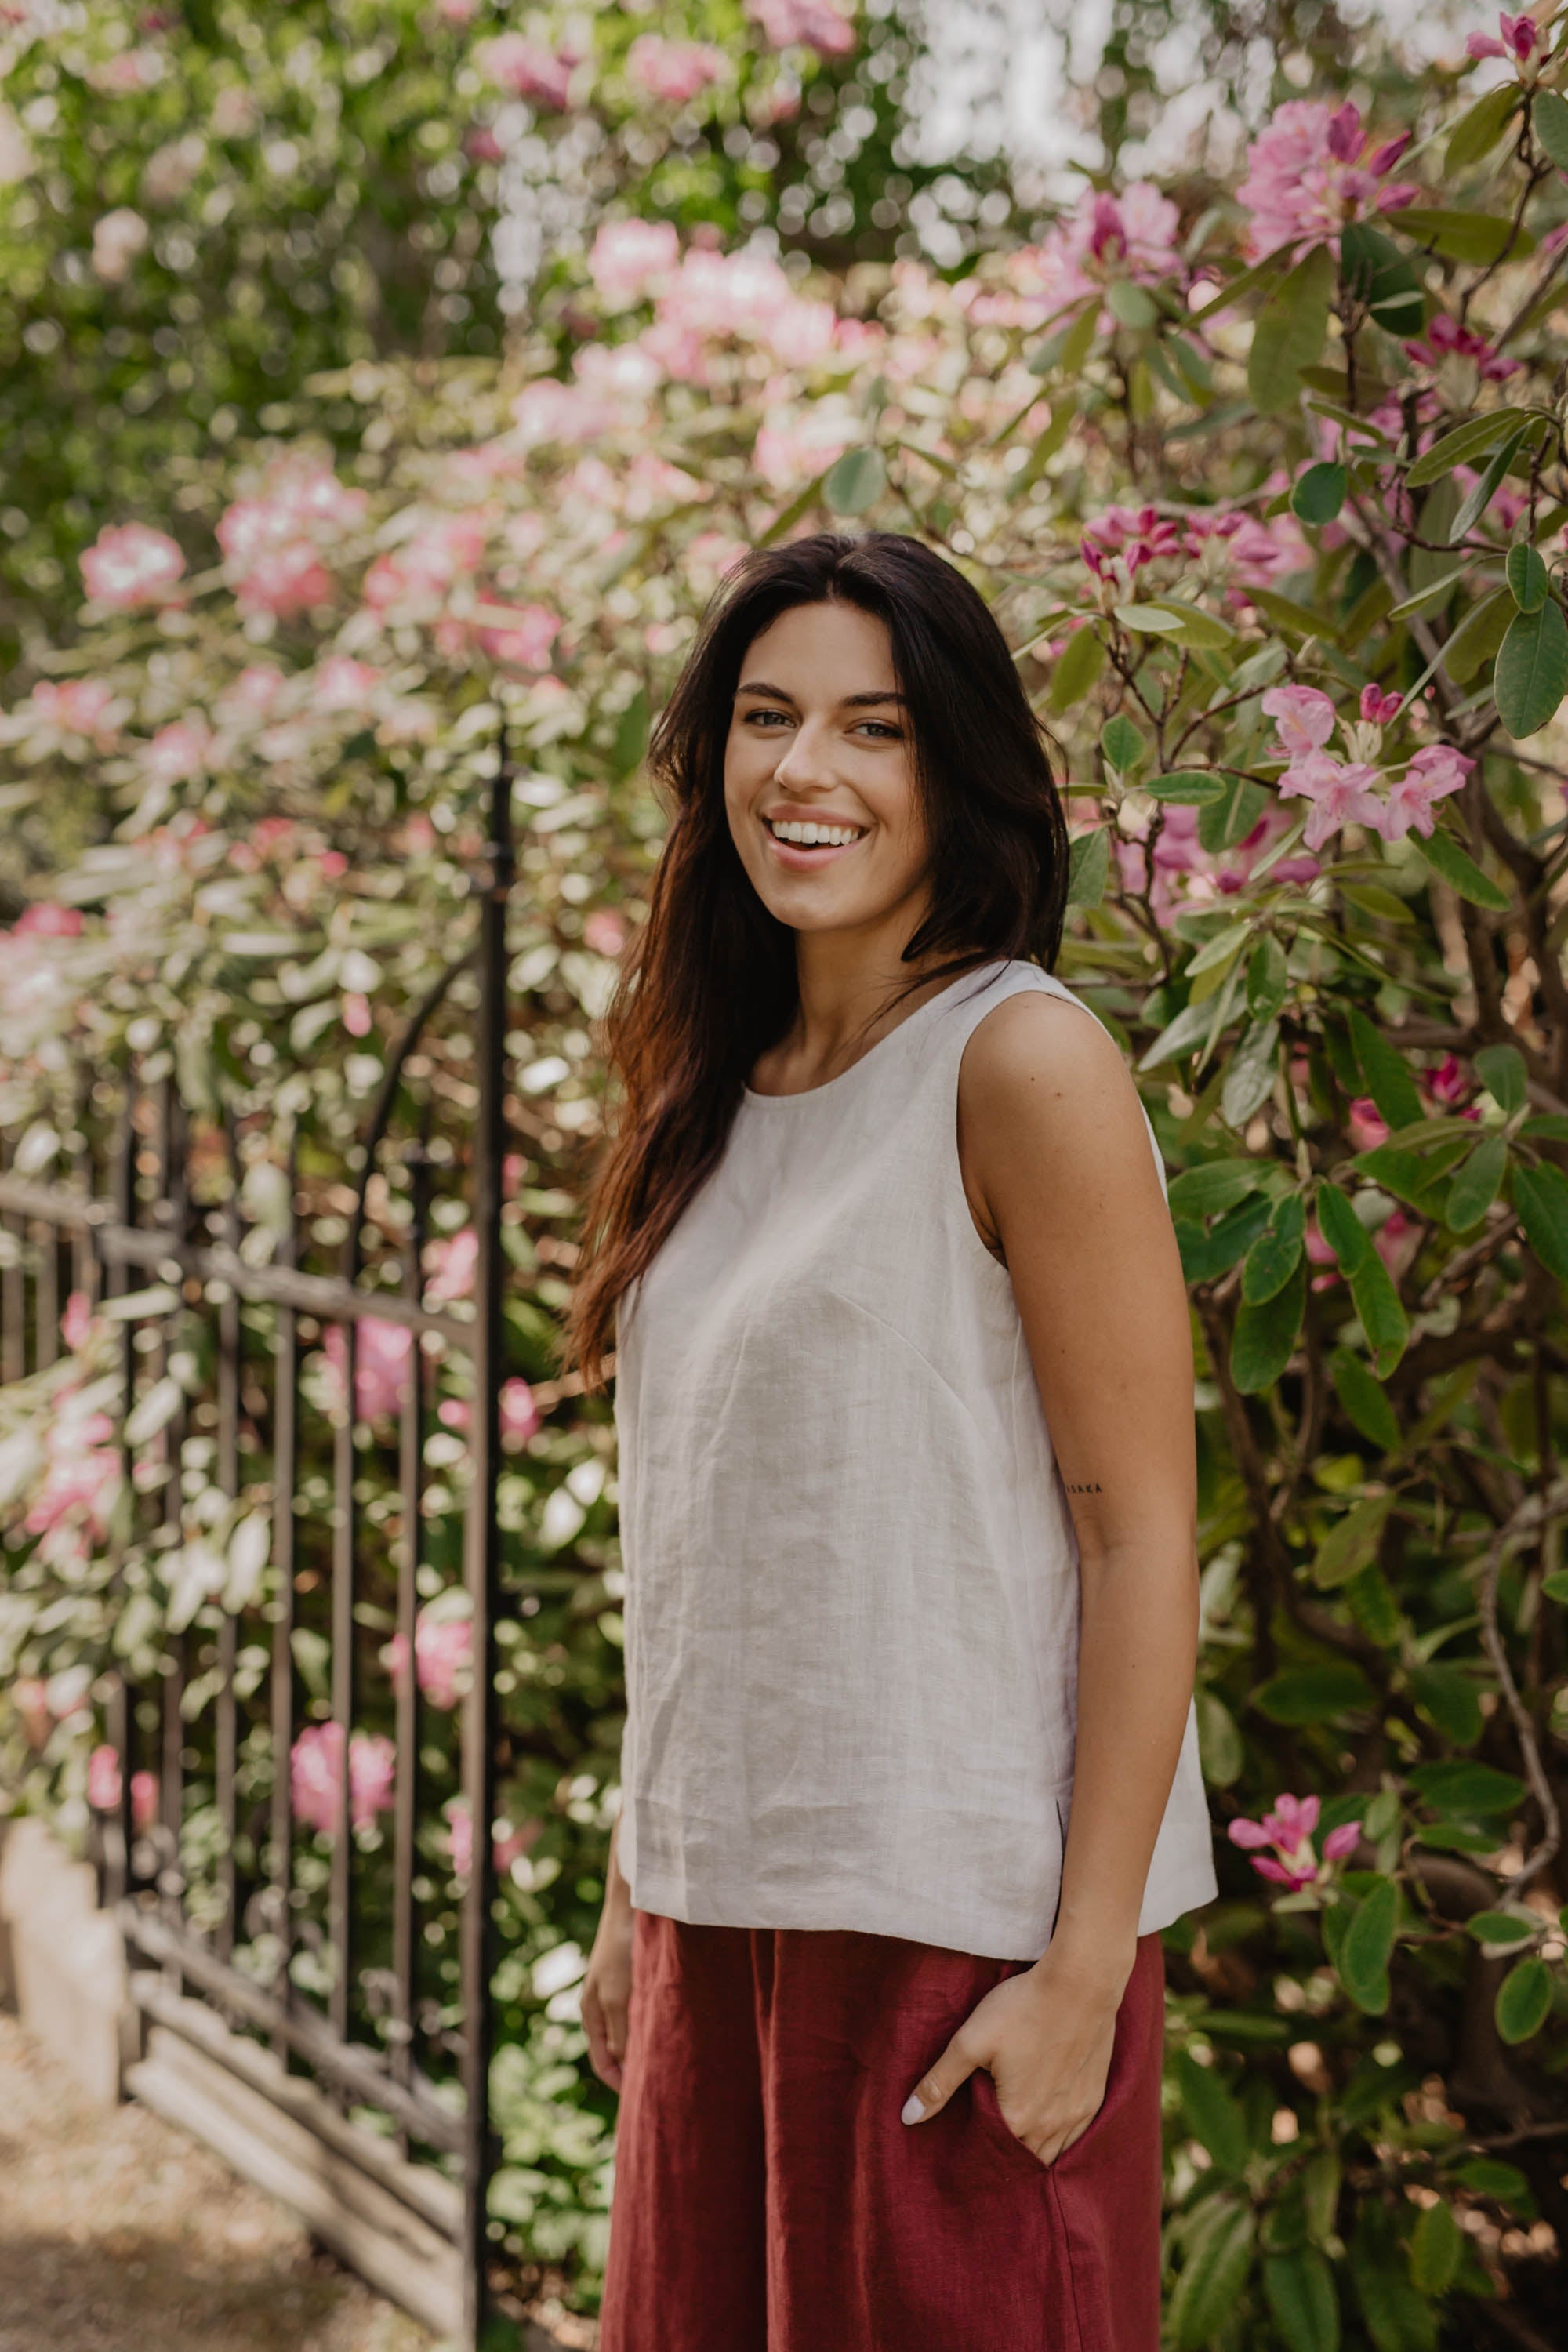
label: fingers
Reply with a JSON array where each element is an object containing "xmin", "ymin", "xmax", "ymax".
[
  {"xmin": 901, "ymin": 2034, "xmax": 978, "ymax": 2125},
  {"xmin": 581, "ymin": 1975, "xmax": 629, "ymax": 2092}
]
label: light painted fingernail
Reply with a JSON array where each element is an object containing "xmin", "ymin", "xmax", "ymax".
[{"xmin": 900, "ymin": 2092, "xmax": 927, "ymax": 2125}]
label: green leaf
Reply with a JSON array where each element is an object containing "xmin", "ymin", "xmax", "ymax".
[
  {"xmin": 1059, "ymin": 300, "xmax": 1100, "ymax": 375},
  {"xmin": 1405, "ymin": 408, "xmax": 1530, "ymax": 488},
  {"xmin": 1444, "ymin": 1133, "xmax": 1508, "ymax": 1232},
  {"xmin": 1450, "ymin": 423, "xmax": 1534, "ymax": 543},
  {"xmin": 1047, "ymin": 624, "xmax": 1105, "ymax": 713},
  {"xmin": 1340, "ymin": 1874, "xmax": 1399, "ymax": 2014},
  {"xmin": 611, "ymin": 684, "xmax": 648, "ymax": 779},
  {"xmin": 1303, "ymin": 2149, "xmax": 1342, "ymax": 2248},
  {"xmin": 1312, "ymin": 1491, "xmax": 1394, "ymax": 1590},
  {"xmin": 1065, "ymin": 824, "xmax": 1110, "ymax": 909},
  {"xmin": 1166, "ymin": 1160, "xmax": 1268, "ymax": 1219},
  {"xmin": 1248, "ymin": 244, "xmax": 1336, "ymax": 415},
  {"xmin": 1465, "ymin": 1910, "xmax": 1540, "ymax": 1947},
  {"xmin": 1451, "ymin": 2156, "xmax": 1533, "ymax": 2210},
  {"xmin": 1388, "ymin": 567, "xmax": 1470, "ymax": 623},
  {"xmin": 1512, "ymin": 1158, "xmax": 1568, "ymax": 1281},
  {"xmin": 822, "ymin": 446, "xmax": 887, "ymax": 516},
  {"xmin": 1409, "ymin": 1661, "xmax": 1484, "ymax": 1748},
  {"xmin": 1247, "ymin": 585, "xmax": 1342, "ymax": 642},
  {"xmin": 1542, "ymin": 1568, "xmax": 1568, "ymax": 1603},
  {"xmin": 1347, "ymin": 1008, "xmax": 1425, "ymax": 1132},
  {"xmin": 1408, "ymin": 1759, "xmax": 1526, "ymax": 1818},
  {"xmin": 1475, "ymin": 1041, "xmax": 1528, "ymax": 1115},
  {"xmin": 1316, "ymin": 1181, "xmax": 1370, "ymax": 1272},
  {"xmin": 1174, "ymin": 2049, "xmax": 1250, "ymax": 2172},
  {"xmin": 1495, "ymin": 597, "xmax": 1568, "ymax": 738},
  {"xmin": 1196, "ymin": 1688, "xmax": 1245, "ymax": 1787},
  {"xmin": 1348, "ymin": 1250, "xmax": 1410, "ymax": 1378},
  {"xmin": 1197, "ymin": 772, "xmax": 1270, "ymax": 855},
  {"xmin": 1254, "ymin": 1663, "xmax": 1378, "ymax": 1724},
  {"xmin": 1411, "ymin": 827, "xmax": 1512, "ymax": 911},
  {"xmin": 1145, "ymin": 597, "xmax": 1239, "ymax": 649},
  {"xmin": 1265, "ymin": 2247, "xmax": 1341, "ymax": 2352},
  {"xmin": 1532, "ymin": 87, "xmax": 1568, "ymax": 171},
  {"xmin": 1329, "ymin": 1348, "xmax": 1402, "ymax": 1450},
  {"xmin": 1106, "ymin": 277, "xmax": 1158, "ymax": 328},
  {"xmin": 1292, "ymin": 461, "xmax": 1347, "ymax": 524},
  {"xmin": 1506, "ymin": 541, "xmax": 1548, "ymax": 613},
  {"xmin": 1443, "ymin": 588, "xmax": 1514, "ymax": 686},
  {"xmin": 1101, "ymin": 713, "xmax": 1147, "ymax": 775},
  {"xmin": 1145, "ymin": 769, "xmax": 1229, "ymax": 804},
  {"xmin": 1113, "ymin": 600, "xmax": 1187, "ymax": 634},
  {"xmin": 1445, "ymin": 82, "xmax": 1521, "ymax": 174},
  {"xmin": 1339, "ymin": 220, "xmax": 1425, "ymax": 338},
  {"xmin": 1241, "ymin": 1192, "xmax": 1305, "ymax": 1305},
  {"xmin": 1396, "ymin": 208, "xmax": 1534, "ymax": 266},
  {"xmin": 1408, "ymin": 2199, "xmax": 1462, "ymax": 2297},
  {"xmin": 1221, "ymin": 1016, "xmax": 1280, "ymax": 1130},
  {"xmin": 1171, "ymin": 2202, "xmax": 1258, "ymax": 2352},
  {"xmin": 1495, "ymin": 1955, "xmax": 1553, "ymax": 2045},
  {"xmin": 1232, "ymin": 1252, "xmax": 1306, "ymax": 1392}
]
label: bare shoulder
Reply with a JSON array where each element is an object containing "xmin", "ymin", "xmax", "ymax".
[{"xmin": 958, "ymin": 986, "xmax": 1139, "ymax": 1138}]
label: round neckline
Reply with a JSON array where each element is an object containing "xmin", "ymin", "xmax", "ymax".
[{"xmin": 741, "ymin": 958, "xmax": 1010, "ymax": 1108}]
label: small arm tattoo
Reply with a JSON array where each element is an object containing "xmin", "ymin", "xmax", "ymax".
[{"xmin": 1065, "ymin": 1479, "xmax": 1105, "ymax": 1494}]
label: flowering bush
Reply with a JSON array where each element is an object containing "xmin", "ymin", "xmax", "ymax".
[{"xmin": 5, "ymin": 8, "xmax": 1568, "ymax": 2342}]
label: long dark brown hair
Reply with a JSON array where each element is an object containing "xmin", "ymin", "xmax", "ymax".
[{"xmin": 564, "ymin": 530, "xmax": 1071, "ymax": 1381}]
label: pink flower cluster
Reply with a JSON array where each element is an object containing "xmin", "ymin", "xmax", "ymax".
[
  {"xmin": 27, "ymin": 677, "xmax": 128, "ymax": 743},
  {"xmin": 1404, "ymin": 312, "xmax": 1519, "ymax": 383},
  {"xmin": 474, "ymin": 32, "xmax": 578, "ymax": 109},
  {"xmin": 445, "ymin": 1796, "xmax": 542, "ymax": 1883},
  {"xmin": 80, "ymin": 521, "xmax": 185, "ymax": 611},
  {"xmin": 1262, "ymin": 684, "xmax": 1472, "ymax": 852},
  {"xmin": 436, "ymin": 1379, "xmax": 541, "ymax": 1449},
  {"xmin": 1236, "ymin": 100, "xmax": 1415, "ymax": 260},
  {"xmin": 627, "ymin": 34, "xmax": 727, "ymax": 104},
  {"xmin": 24, "ymin": 1384, "xmax": 121, "ymax": 1551},
  {"xmin": 322, "ymin": 1317, "xmax": 413, "ymax": 1423},
  {"xmin": 747, "ymin": 0, "xmax": 857, "ymax": 55},
  {"xmin": 1467, "ymin": 10, "xmax": 1540, "ymax": 64},
  {"xmin": 1080, "ymin": 495, "xmax": 1309, "ymax": 607},
  {"xmin": 587, "ymin": 218, "xmax": 681, "ymax": 308},
  {"xmin": 216, "ymin": 457, "xmax": 368, "ymax": 617},
  {"xmin": 385, "ymin": 1605, "xmax": 472, "ymax": 1711},
  {"xmin": 1020, "ymin": 183, "xmax": 1183, "ymax": 325},
  {"xmin": 290, "ymin": 1721, "xmax": 397, "ymax": 1836},
  {"xmin": 362, "ymin": 510, "xmax": 488, "ymax": 615},
  {"xmin": 86, "ymin": 1743, "xmax": 159, "ymax": 1830},
  {"xmin": 1228, "ymin": 1791, "xmax": 1359, "ymax": 1889}
]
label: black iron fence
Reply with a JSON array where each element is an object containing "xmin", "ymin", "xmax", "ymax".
[{"xmin": 0, "ymin": 757, "xmax": 528, "ymax": 2346}]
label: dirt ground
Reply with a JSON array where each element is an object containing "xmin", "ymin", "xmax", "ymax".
[{"xmin": 0, "ymin": 2009, "xmax": 437, "ymax": 2352}]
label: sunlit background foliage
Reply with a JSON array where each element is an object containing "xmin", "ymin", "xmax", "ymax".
[{"xmin": 5, "ymin": 0, "xmax": 1568, "ymax": 2343}]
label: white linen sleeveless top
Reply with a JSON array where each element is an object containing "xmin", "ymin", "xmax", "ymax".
[{"xmin": 612, "ymin": 956, "xmax": 1218, "ymax": 1961}]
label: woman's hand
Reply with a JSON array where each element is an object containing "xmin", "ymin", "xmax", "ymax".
[
  {"xmin": 899, "ymin": 1940, "xmax": 1132, "ymax": 2164},
  {"xmin": 581, "ymin": 1816, "xmax": 636, "ymax": 2092}
]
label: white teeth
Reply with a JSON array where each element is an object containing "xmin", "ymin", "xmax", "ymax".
[{"xmin": 768, "ymin": 818, "xmax": 864, "ymax": 848}]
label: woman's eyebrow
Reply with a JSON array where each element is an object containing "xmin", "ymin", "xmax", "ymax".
[{"xmin": 734, "ymin": 679, "xmax": 907, "ymax": 709}]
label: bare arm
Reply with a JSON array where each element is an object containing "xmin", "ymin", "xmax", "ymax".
[
  {"xmin": 582, "ymin": 1809, "xmax": 636, "ymax": 2091},
  {"xmin": 902, "ymin": 989, "xmax": 1196, "ymax": 2158}
]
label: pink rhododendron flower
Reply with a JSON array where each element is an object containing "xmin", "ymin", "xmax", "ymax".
[
  {"xmin": 143, "ymin": 718, "xmax": 212, "ymax": 788},
  {"xmin": 1467, "ymin": 10, "xmax": 1539, "ymax": 62},
  {"xmin": 583, "ymin": 909, "xmax": 627, "ymax": 957},
  {"xmin": 386, "ymin": 1606, "xmax": 473, "ymax": 1710},
  {"xmin": 81, "ymin": 521, "xmax": 185, "ymax": 609},
  {"xmin": 323, "ymin": 1317, "xmax": 413, "ymax": 1422},
  {"xmin": 1376, "ymin": 744, "xmax": 1473, "ymax": 841},
  {"xmin": 312, "ymin": 656, "xmax": 383, "ymax": 713},
  {"xmin": 86, "ymin": 1744, "xmax": 158, "ymax": 1828},
  {"xmin": 475, "ymin": 33, "xmax": 574, "ymax": 107},
  {"xmin": 290, "ymin": 1722, "xmax": 397, "ymax": 1836},
  {"xmin": 500, "ymin": 1377, "xmax": 540, "ymax": 1447},
  {"xmin": 1278, "ymin": 750, "xmax": 1385, "ymax": 851},
  {"xmin": 361, "ymin": 510, "xmax": 488, "ymax": 612},
  {"xmin": 478, "ymin": 602, "xmax": 561, "ymax": 670},
  {"xmin": 60, "ymin": 1289, "xmax": 95, "ymax": 1351},
  {"xmin": 24, "ymin": 1385, "xmax": 121, "ymax": 1541},
  {"xmin": 1403, "ymin": 312, "xmax": 1519, "ymax": 382},
  {"xmin": 217, "ymin": 458, "xmax": 366, "ymax": 617},
  {"xmin": 424, "ymin": 1227, "xmax": 478, "ymax": 1302},
  {"xmin": 1261, "ymin": 683, "xmax": 1338, "ymax": 759},
  {"xmin": 748, "ymin": 0, "xmax": 857, "ymax": 53},
  {"xmin": 1347, "ymin": 1097, "xmax": 1391, "ymax": 1152},
  {"xmin": 29, "ymin": 678, "xmax": 126, "ymax": 742},
  {"xmin": 16, "ymin": 902, "xmax": 82, "ymax": 939},
  {"xmin": 1017, "ymin": 183, "xmax": 1183, "ymax": 326},
  {"xmin": 1229, "ymin": 1791, "xmax": 1359, "ymax": 1889},
  {"xmin": 445, "ymin": 1797, "xmax": 542, "ymax": 1883},
  {"xmin": 342, "ymin": 991, "xmax": 372, "ymax": 1038},
  {"xmin": 1236, "ymin": 100, "xmax": 1417, "ymax": 260},
  {"xmin": 1080, "ymin": 502, "xmax": 1181, "ymax": 593},
  {"xmin": 588, "ymin": 217, "xmax": 681, "ymax": 307},
  {"xmin": 1359, "ymin": 684, "xmax": 1403, "ymax": 724},
  {"xmin": 627, "ymin": 35, "xmax": 727, "ymax": 105},
  {"xmin": 91, "ymin": 206, "xmax": 148, "ymax": 281},
  {"xmin": 1426, "ymin": 1053, "xmax": 1473, "ymax": 1110}
]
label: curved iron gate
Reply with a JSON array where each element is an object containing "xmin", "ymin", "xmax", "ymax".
[{"xmin": 0, "ymin": 752, "xmax": 522, "ymax": 2347}]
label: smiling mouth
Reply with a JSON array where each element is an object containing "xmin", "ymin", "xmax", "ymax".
[{"xmin": 764, "ymin": 816, "xmax": 866, "ymax": 849}]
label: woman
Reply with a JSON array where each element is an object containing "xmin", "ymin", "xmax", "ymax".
[{"xmin": 568, "ymin": 531, "xmax": 1217, "ymax": 2350}]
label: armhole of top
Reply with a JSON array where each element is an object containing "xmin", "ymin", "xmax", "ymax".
[{"xmin": 947, "ymin": 971, "xmax": 1169, "ymax": 1275}]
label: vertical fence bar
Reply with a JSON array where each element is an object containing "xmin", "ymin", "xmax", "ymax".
[
  {"xmin": 214, "ymin": 1117, "xmax": 242, "ymax": 1964},
  {"xmin": 107, "ymin": 1073, "xmax": 139, "ymax": 1910},
  {"xmin": 269, "ymin": 1138, "xmax": 299, "ymax": 2059},
  {"xmin": 1, "ymin": 1134, "xmax": 24, "ymax": 1383},
  {"xmin": 157, "ymin": 1079, "xmax": 190, "ymax": 1973},
  {"xmin": 329, "ymin": 1305, "xmax": 358, "ymax": 2048},
  {"xmin": 391, "ymin": 1130, "xmax": 433, "ymax": 2108},
  {"xmin": 461, "ymin": 734, "xmax": 513, "ymax": 2349}
]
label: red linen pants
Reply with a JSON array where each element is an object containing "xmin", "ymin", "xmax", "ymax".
[{"xmin": 598, "ymin": 1907, "xmax": 1166, "ymax": 2352}]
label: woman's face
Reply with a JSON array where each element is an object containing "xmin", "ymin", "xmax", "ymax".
[{"xmin": 722, "ymin": 600, "xmax": 931, "ymax": 944}]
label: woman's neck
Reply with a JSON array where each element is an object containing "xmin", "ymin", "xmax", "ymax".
[{"xmin": 756, "ymin": 902, "xmax": 970, "ymax": 1094}]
